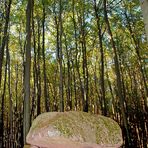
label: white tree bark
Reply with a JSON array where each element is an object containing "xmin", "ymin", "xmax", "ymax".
[{"xmin": 140, "ymin": 0, "xmax": 148, "ymax": 42}]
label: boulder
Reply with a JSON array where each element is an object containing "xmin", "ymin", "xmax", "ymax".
[{"xmin": 26, "ymin": 111, "xmax": 123, "ymax": 148}]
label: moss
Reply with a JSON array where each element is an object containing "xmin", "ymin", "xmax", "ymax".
[
  {"xmin": 24, "ymin": 145, "xmax": 31, "ymax": 148},
  {"xmin": 30, "ymin": 112, "xmax": 61, "ymax": 131},
  {"xmin": 29, "ymin": 111, "xmax": 122, "ymax": 145},
  {"xmin": 51, "ymin": 112, "xmax": 84, "ymax": 140},
  {"xmin": 53, "ymin": 116, "xmax": 74, "ymax": 137},
  {"xmin": 95, "ymin": 116, "xmax": 121, "ymax": 144}
]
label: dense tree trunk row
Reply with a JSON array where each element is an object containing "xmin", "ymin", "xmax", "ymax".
[{"xmin": 0, "ymin": 0, "xmax": 147, "ymax": 147}]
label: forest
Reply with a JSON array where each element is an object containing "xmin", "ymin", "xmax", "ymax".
[{"xmin": 0, "ymin": 0, "xmax": 148, "ymax": 147}]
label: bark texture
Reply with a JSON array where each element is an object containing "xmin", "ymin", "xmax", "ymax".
[{"xmin": 140, "ymin": 0, "xmax": 148, "ymax": 41}]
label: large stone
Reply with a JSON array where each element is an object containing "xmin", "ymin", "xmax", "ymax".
[{"xmin": 26, "ymin": 111, "xmax": 123, "ymax": 148}]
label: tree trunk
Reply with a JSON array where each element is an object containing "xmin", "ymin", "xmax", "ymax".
[
  {"xmin": 94, "ymin": 0, "xmax": 107, "ymax": 116},
  {"xmin": 23, "ymin": 0, "xmax": 32, "ymax": 144},
  {"xmin": 140, "ymin": 0, "xmax": 148, "ymax": 41},
  {"xmin": 31, "ymin": 0, "xmax": 36, "ymax": 120},
  {"xmin": 64, "ymin": 34, "xmax": 72, "ymax": 110},
  {"xmin": 0, "ymin": 42, "xmax": 8, "ymax": 148},
  {"xmin": 72, "ymin": 0, "xmax": 84, "ymax": 110},
  {"xmin": 59, "ymin": 0, "xmax": 64, "ymax": 112},
  {"xmin": 103, "ymin": 0, "xmax": 131, "ymax": 146},
  {"xmin": 42, "ymin": 1, "xmax": 50, "ymax": 112},
  {"xmin": 6, "ymin": 36, "xmax": 13, "ymax": 147},
  {"xmin": 80, "ymin": 0, "xmax": 89, "ymax": 112},
  {"xmin": 0, "ymin": 0, "xmax": 12, "ymax": 87},
  {"xmin": 72, "ymin": 60, "xmax": 77, "ymax": 110},
  {"xmin": 36, "ymin": 19, "xmax": 41, "ymax": 116}
]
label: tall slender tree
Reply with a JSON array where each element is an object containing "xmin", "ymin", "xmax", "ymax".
[
  {"xmin": 0, "ymin": 0, "xmax": 12, "ymax": 87},
  {"xmin": 72, "ymin": 0, "xmax": 84, "ymax": 110},
  {"xmin": 0, "ymin": 1, "xmax": 12, "ymax": 147},
  {"xmin": 94, "ymin": 0, "xmax": 107, "ymax": 116},
  {"xmin": 103, "ymin": 0, "xmax": 131, "ymax": 146},
  {"xmin": 42, "ymin": 0, "xmax": 50, "ymax": 112},
  {"xmin": 80, "ymin": 0, "xmax": 89, "ymax": 112},
  {"xmin": 59, "ymin": 0, "xmax": 64, "ymax": 112},
  {"xmin": 23, "ymin": 0, "xmax": 32, "ymax": 144},
  {"xmin": 140, "ymin": 0, "xmax": 148, "ymax": 41},
  {"xmin": 36, "ymin": 18, "xmax": 42, "ymax": 116}
]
